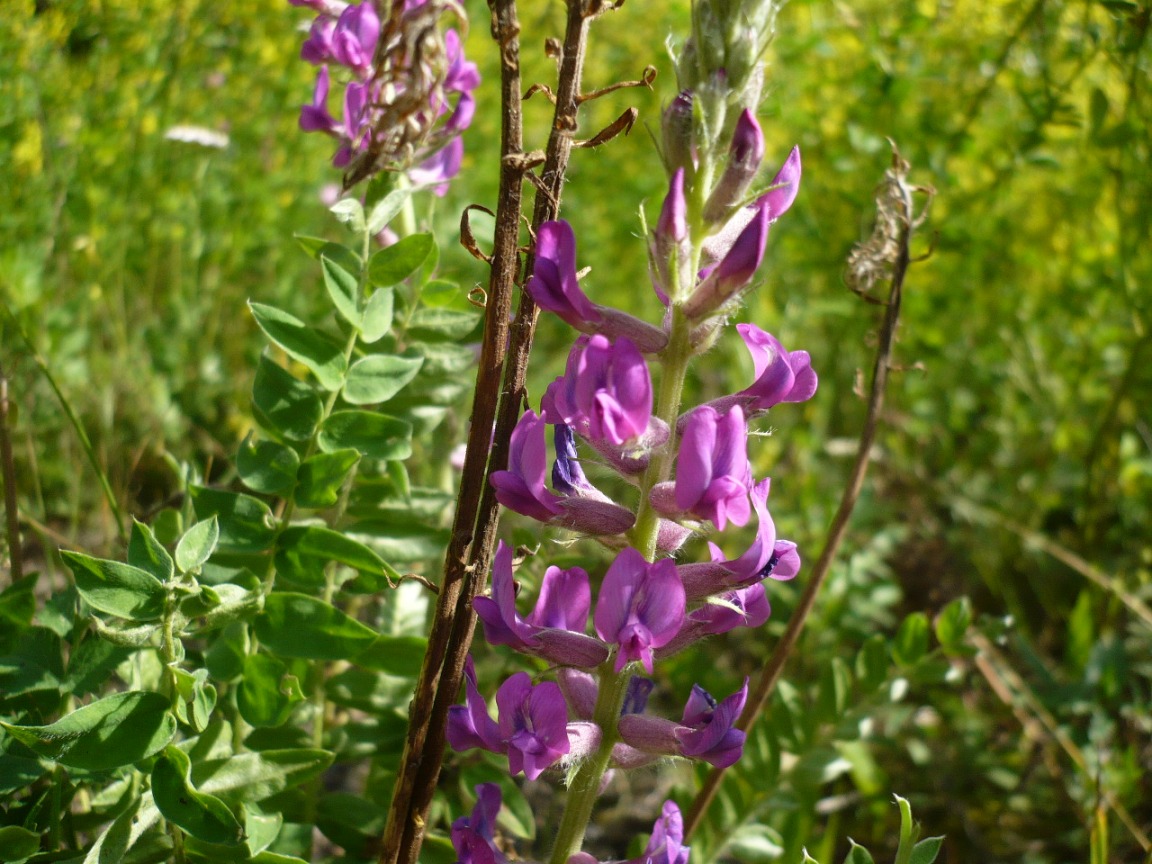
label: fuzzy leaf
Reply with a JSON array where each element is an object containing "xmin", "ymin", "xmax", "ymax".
[
  {"xmin": 61, "ymin": 552, "xmax": 166, "ymax": 622},
  {"xmin": 249, "ymin": 302, "xmax": 346, "ymax": 391},
  {"xmin": 342, "ymin": 354, "xmax": 423, "ymax": 405}
]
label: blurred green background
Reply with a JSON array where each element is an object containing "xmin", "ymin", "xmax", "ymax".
[{"xmin": 2, "ymin": 0, "xmax": 1150, "ymax": 861}]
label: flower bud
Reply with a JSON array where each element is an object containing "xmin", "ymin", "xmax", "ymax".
[
  {"xmin": 661, "ymin": 90, "xmax": 695, "ymax": 175},
  {"xmin": 703, "ymin": 110, "xmax": 764, "ymax": 224}
]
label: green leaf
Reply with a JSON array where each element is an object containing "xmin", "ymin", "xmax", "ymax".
[
  {"xmin": 342, "ymin": 354, "xmax": 423, "ymax": 405},
  {"xmin": 727, "ymin": 824, "xmax": 784, "ymax": 862},
  {"xmin": 0, "ymin": 754, "xmax": 46, "ymax": 796},
  {"xmin": 855, "ymin": 634, "xmax": 889, "ymax": 691},
  {"xmin": 419, "ymin": 279, "xmax": 466, "ymax": 308},
  {"xmin": 254, "ymin": 593, "xmax": 377, "ymax": 660},
  {"xmin": 177, "ymin": 517, "xmax": 221, "ymax": 574},
  {"xmin": 329, "ymin": 198, "xmax": 365, "ymax": 234},
  {"xmin": 172, "ymin": 668, "xmax": 218, "ymax": 732},
  {"xmin": 67, "ymin": 635, "xmax": 133, "ymax": 696},
  {"xmin": 277, "ymin": 526, "xmax": 392, "ymax": 578},
  {"xmin": 238, "ymin": 436, "xmax": 300, "ymax": 497},
  {"xmin": 295, "ymin": 449, "xmax": 361, "ymax": 508},
  {"xmin": 815, "ymin": 656, "xmax": 852, "ymax": 722},
  {"xmin": 252, "ymin": 355, "xmax": 323, "ymax": 442},
  {"xmin": 189, "ymin": 487, "xmax": 276, "ymax": 555},
  {"xmin": 368, "ymin": 234, "xmax": 435, "ymax": 287},
  {"xmin": 0, "ymin": 573, "xmax": 38, "ymax": 636},
  {"xmin": 194, "ymin": 749, "xmax": 333, "ymax": 804},
  {"xmin": 152, "ymin": 746, "xmax": 245, "ymax": 846},
  {"xmin": 0, "ymin": 825, "xmax": 40, "ymax": 860},
  {"xmin": 934, "ymin": 597, "xmax": 971, "ymax": 654},
  {"xmin": 355, "ymin": 635, "xmax": 428, "ymax": 678},
  {"xmin": 349, "ymin": 519, "xmax": 449, "ymax": 563},
  {"xmin": 366, "ymin": 188, "xmax": 412, "ymax": 236},
  {"xmin": 908, "ymin": 837, "xmax": 944, "ymax": 864},
  {"xmin": 238, "ymin": 654, "xmax": 303, "ymax": 728},
  {"xmin": 316, "ymin": 792, "xmax": 386, "ymax": 853},
  {"xmin": 61, "ymin": 552, "xmax": 166, "ymax": 622},
  {"xmin": 1, "ymin": 690, "xmax": 176, "ymax": 770},
  {"xmin": 128, "ymin": 520, "xmax": 174, "ymax": 584},
  {"xmin": 406, "ymin": 307, "xmax": 481, "ymax": 341},
  {"xmin": 843, "ymin": 840, "xmax": 875, "ymax": 864},
  {"xmin": 360, "ymin": 287, "xmax": 395, "ymax": 344},
  {"xmin": 319, "ymin": 412, "xmax": 412, "ymax": 461},
  {"xmin": 205, "ymin": 621, "xmax": 249, "ymax": 682},
  {"xmin": 249, "ymin": 303, "xmax": 346, "ymax": 392},
  {"xmin": 892, "ymin": 612, "xmax": 930, "ymax": 667},
  {"xmin": 321, "ymin": 254, "xmax": 361, "ymax": 327}
]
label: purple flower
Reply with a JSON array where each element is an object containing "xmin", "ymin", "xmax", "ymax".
[
  {"xmin": 299, "ymin": 67, "xmax": 340, "ymax": 134},
  {"xmin": 526, "ymin": 221, "xmax": 670, "ymax": 353},
  {"xmin": 491, "ymin": 411, "xmax": 635, "ymax": 536},
  {"xmin": 491, "ymin": 409, "xmax": 564, "ymax": 522},
  {"xmin": 672, "ymin": 406, "xmax": 753, "ymax": 531},
  {"xmin": 497, "ymin": 673, "xmax": 571, "ymax": 780},
  {"xmin": 759, "ymin": 145, "xmax": 802, "ymax": 221},
  {"xmin": 687, "ymin": 584, "xmax": 771, "ymax": 636},
  {"xmin": 675, "ymin": 680, "xmax": 748, "ymax": 768},
  {"xmin": 451, "ymin": 783, "xmax": 508, "ymax": 864},
  {"xmin": 473, "ymin": 542, "xmax": 609, "ymax": 668},
  {"xmin": 448, "ymin": 664, "xmax": 572, "ymax": 780},
  {"xmin": 408, "ymin": 135, "xmax": 464, "ymax": 195},
  {"xmin": 330, "ymin": 1, "xmax": 380, "ymax": 72},
  {"xmin": 735, "ymin": 324, "xmax": 818, "ymax": 409},
  {"xmin": 301, "ymin": 15, "xmax": 337, "ymax": 65},
  {"xmin": 704, "ymin": 109, "xmax": 765, "ymax": 223},
  {"xmin": 525, "ymin": 221, "xmax": 601, "ymax": 329},
  {"xmin": 594, "ymin": 548, "xmax": 686, "ymax": 674},
  {"xmin": 618, "ymin": 680, "xmax": 748, "ymax": 770},
  {"xmin": 542, "ymin": 336, "xmax": 652, "ymax": 448},
  {"xmin": 651, "ymin": 169, "xmax": 690, "ymax": 304},
  {"xmin": 626, "ymin": 801, "xmax": 691, "ymax": 864},
  {"xmin": 444, "ymin": 28, "xmax": 482, "ymax": 94},
  {"xmin": 678, "ymin": 479, "xmax": 776, "ymax": 599},
  {"xmin": 682, "ymin": 202, "xmax": 771, "ymax": 319},
  {"xmin": 447, "ymin": 657, "xmax": 504, "ymax": 755}
]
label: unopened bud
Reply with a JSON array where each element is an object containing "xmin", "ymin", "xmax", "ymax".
[
  {"xmin": 661, "ymin": 90, "xmax": 695, "ymax": 175},
  {"xmin": 703, "ymin": 109, "xmax": 765, "ymax": 223}
]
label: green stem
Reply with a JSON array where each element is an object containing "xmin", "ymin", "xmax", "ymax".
[{"xmin": 548, "ymin": 666, "xmax": 632, "ymax": 864}]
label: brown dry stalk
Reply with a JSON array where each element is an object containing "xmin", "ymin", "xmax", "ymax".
[
  {"xmin": 685, "ymin": 146, "xmax": 929, "ymax": 840},
  {"xmin": 376, "ymin": 2, "xmax": 622, "ymax": 861}
]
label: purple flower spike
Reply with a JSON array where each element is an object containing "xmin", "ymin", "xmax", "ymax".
[
  {"xmin": 491, "ymin": 410, "xmax": 564, "ymax": 522},
  {"xmin": 474, "ymin": 542, "xmax": 609, "ymax": 668},
  {"xmin": 675, "ymin": 680, "xmax": 748, "ymax": 768},
  {"xmin": 735, "ymin": 324, "xmax": 818, "ymax": 409},
  {"xmin": 526, "ymin": 221, "xmax": 601, "ymax": 329},
  {"xmin": 543, "ymin": 336, "xmax": 652, "ymax": 449},
  {"xmin": 451, "ymin": 783, "xmax": 509, "ymax": 864},
  {"xmin": 496, "ymin": 673, "xmax": 571, "ymax": 780},
  {"xmin": 673, "ymin": 406, "xmax": 753, "ymax": 531},
  {"xmin": 447, "ymin": 657, "xmax": 505, "ymax": 756},
  {"xmin": 759, "ymin": 145, "xmax": 802, "ymax": 221},
  {"xmin": 626, "ymin": 801, "xmax": 691, "ymax": 864},
  {"xmin": 595, "ymin": 548, "xmax": 686, "ymax": 674},
  {"xmin": 683, "ymin": 203, "xmax": 771, "ymax": 319},
  {"xmin": 704, "ymin": 109, "xmax": 765, "ymax": 223}
]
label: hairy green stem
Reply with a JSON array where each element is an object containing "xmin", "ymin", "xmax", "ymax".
[{"xmin": 548, "ymin": 666, "xmax": 631, "ymax": 864}]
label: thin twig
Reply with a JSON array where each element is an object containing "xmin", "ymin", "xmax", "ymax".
[
  {"xmin": 684, "ymin": 146, "xmax": 923, "ymax": 840},
  {"xmin": 387, "ymin": 1, "xmax": 611, "ymax": 861},
  {"xmin": 0, "ymin": 364, "xmax": 23, "ymax": 582},
  {"xmin": 373, "ymin": 2, "xmax": 525, "ymax": 862}
]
